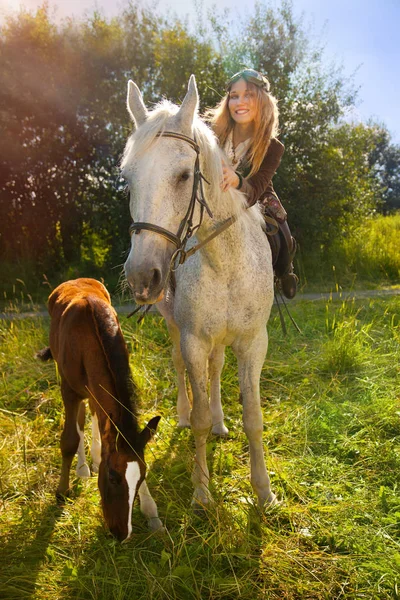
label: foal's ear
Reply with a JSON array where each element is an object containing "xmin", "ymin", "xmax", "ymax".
[
  {"xmin": 175, "ymin": 74, "xmax": 199, "ymax": 131},
  {"xmin": 127, "ymin": 80, "xmax": 148, "ymax": 127},
  {"xmin": 140, "ymin": 416, "xmax": 161, "ymax": 447}
]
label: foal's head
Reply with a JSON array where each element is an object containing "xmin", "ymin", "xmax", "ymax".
[{"xmin": 98, "ymin": 416, "xmax": 160, "ymax": 542}]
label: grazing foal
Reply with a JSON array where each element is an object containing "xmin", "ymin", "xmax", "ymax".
[{"xmin": 38, "ymin": 278, "xmax": 162, "ymax": 541}]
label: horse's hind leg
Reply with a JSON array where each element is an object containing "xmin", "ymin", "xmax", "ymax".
[
  {"xmin": 234, "ymin": 330, "xmax": 277, "ymax": 509},
  {"xmin": 76, "ymin": 400, "xmax": 90, "ymax": 478},
  {"xmin": 209, "ymin": 345, "xmax": 229, "ymax": 437},
  {"xmin": 57, "ymin": 381, "xmax": 85, "ymax": 498}
]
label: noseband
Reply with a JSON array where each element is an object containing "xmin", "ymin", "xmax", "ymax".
[{"xmin": 128, "ymin": 131, "xmax": 212, "ymax": 268}]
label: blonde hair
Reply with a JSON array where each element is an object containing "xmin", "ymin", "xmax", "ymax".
[{"xmin": 205, "ymin": 79, "xmax": 279, "ymax": 177}]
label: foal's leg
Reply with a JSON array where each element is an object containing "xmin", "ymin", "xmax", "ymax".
[
  {"xmin": 90, "ymin": 411, "xmax": 101, "ymax": 473},
  {"xmin": 138, "ymin": 480, "xmax": 164, "ymax": 531},
  {"xmin": 75, "ymin": 400, "xmax": 90, "ymax": 478},
  {"xmin": 209, "ymin": 345, "xmax": 229, "ymax": 437},
  {"xmin": 57, "ymin": 381, "xmax": 84, "ymax": 497},
  {"xmin": 181, "ymin": 335, "xmax": 213, "ymax": 509},
  {"xmin": 234, "ymin": 330, "xmax": 277, "ymax": 508}
]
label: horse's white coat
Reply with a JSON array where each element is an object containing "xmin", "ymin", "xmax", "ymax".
[
  {"xmin": 125, "ymin": 460, "xmax": 141, "ymax": 540},
  {"xmin": 123, "ymin": 75, "xmax": 277, "ymax": 509}
]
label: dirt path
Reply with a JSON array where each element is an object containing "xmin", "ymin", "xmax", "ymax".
[{"xmin": 1, "ymin": 288, "xmax": 399, "ymax": 321}]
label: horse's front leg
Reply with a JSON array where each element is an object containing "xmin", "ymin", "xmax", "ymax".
[
  {"xmin": 159, "ymin": 304, "xmax": 191, "ymax": 428},
  {"xmin": 233, "ymin": 330, "xmax": 277, "ymax": 509},
  {"xmin": 181, "ymin": 333, "xmax": 213, "ymax": 510}
]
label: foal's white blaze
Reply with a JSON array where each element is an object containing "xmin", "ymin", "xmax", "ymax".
[{"xmin": 125, "ymin": 461, "xmax": 141, "ymax": 540}]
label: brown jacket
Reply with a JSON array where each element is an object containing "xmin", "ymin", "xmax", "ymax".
[{"xmin": 237, "ymin": 137, "xmax": 284, "ymax": 207}]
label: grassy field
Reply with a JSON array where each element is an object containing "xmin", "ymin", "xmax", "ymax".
[{"xmin": 1, "ymin": 293, "xmax": 400, "ymax": 599}]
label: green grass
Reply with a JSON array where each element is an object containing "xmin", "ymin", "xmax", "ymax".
[{"xmin": 1, "ymin": 295, "xmax": 400, "ymax": 598}]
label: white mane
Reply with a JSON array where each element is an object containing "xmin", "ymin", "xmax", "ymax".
[{"xmin": 121, "ymin": 100, "xmax": 264, "ymax": 229}]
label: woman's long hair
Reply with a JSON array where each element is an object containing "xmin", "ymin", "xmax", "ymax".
[{"xmin": 206, "ymin": 80, "xmax": 279, "ymax": 177}]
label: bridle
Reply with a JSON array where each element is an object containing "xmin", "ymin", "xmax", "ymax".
[
  {"xmin": 128, "ymin": 131, "xmax": 213, "ymax": 269},
  {"xmin": 128, "ymin": 130, "xmax": 279, "ymax": 271}
]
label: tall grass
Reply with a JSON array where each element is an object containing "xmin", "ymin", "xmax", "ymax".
[
  {"xmin": 340, "ymin": 213, "xmax": 400, "ymax": 282},
  {"xmin": 1, "ymin": 294, "xmax": 400, "ymax": 598},
  {"xmin": 298, "ymin": 213, "xmax": 400, "ymax": 290}
]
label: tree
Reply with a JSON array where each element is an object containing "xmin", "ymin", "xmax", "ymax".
[{"xmin": 367, "ymin": 125, "xmax": 400, "ymax": 213}]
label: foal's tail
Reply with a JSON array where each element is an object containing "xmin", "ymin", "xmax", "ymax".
[{"xmin": 36, "ymin": 346, "xmax": 53, "ymax": 361}]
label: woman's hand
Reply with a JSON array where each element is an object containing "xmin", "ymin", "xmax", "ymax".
[{"xmin": 221, "ymin": 161, "xmax": 240, "ymax": 192}]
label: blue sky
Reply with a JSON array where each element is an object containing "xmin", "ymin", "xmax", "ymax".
[{"xmin": 1, "ymin": 0, "xmax": 399, "ymax": 143}]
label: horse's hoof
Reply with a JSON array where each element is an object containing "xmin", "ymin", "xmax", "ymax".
[
  {"xmin": 177, "ymin": 421, "xmax": 191, "ymax": 429},
  {"xmin": 76, "ymin": 463, "xmax": 91, "ymax": 478},
  {"xmin": 212, "ymin": 423, "xmax": 229, "ymax": 437},
  {"xmin": 91, "ymin": 463, "xmax": 100, "ymax": 474},
  {"xmin": 191, "ymin": 496, "xmax": 213, "ymax": 517},
  {"xmin": 259, "ymin": 492, "xmax": 280, "ymax": 510},
  {"xmin": 192, "ymin": 502, "xmax": 208, "ymax": 517}
]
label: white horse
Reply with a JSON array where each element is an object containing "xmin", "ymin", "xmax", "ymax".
[{"xmin": 122, "ymin": 75, "xmax": 277, "ymax": 510}]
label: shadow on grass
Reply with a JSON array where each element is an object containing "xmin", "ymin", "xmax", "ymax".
[{"xmin": 0, "ymin": 500, "xmax": 63, "ymax": 599}]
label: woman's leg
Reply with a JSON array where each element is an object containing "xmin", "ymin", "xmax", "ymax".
[{"xmin": 259, "ymin": 193, "xmax": 298, "ymax": 299}]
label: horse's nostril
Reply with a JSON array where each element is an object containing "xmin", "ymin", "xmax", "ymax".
[{"xmin": 151, "ymin": 268, "xmax": 162, "ymax": 289}]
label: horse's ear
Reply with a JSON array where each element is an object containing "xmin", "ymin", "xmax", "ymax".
[
  {"xmin": 175, "ymin": 74, "xmax": 199, "ymax": 131},
  {"xmin": 139, "ymin": 415, "xmax": 161, "ymax": 447},
  {"xmin": 127, "ymin": 80, "xmax": 148, "ymax": 127}
]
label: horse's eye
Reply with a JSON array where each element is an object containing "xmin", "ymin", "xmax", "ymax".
[
  {"xmin": 179, "ymin": 171, "xmax": 191, "ymax": 183},
  {"xmin": 109, "ymin": 468, "xmax": 122, "ymax": 485}
]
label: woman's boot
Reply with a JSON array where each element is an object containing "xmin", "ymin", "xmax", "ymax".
[
  {"xmin": 275, "ymin": 220, "xmax": 298, "ymax": 299},
  {"xmin": 260, "ymin": 194, "xmax": 298, "ymax": 299}
]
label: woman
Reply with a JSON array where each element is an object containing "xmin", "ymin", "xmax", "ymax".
[{"xmin": 208, "ymin": 68, "xmax": 298, "ymax": 299}]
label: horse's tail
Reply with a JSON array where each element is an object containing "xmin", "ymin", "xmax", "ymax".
[
  {"xmin": 36, "ymin": 346, "xmax": 53, "ymax": 361},
  {"xmin": 86, "ymin": 296, "xmax": 140, "ymax": 434}
]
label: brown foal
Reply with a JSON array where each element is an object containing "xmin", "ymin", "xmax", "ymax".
[{"xmin": 37, "ymin": 278, "xmax": 162, "ymax": 541}]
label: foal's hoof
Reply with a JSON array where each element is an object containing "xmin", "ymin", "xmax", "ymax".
[
  {"xmin": 212, "ymin": 423, "xmax": 229, "ymax": 437},
  {"xmin": 91, "ymin": 463, "xmax": 100, "ymax": 474},
  {"xmin": 148, "ymin": 517, "xmax": 165, "ymax": 533},
  {"xmin": 177, "ymin": 420, "xmax": 191, "ymax": 429},
  {"xmin": 55, "ymin": 489, "xmax": 70, "ymax": 504}
]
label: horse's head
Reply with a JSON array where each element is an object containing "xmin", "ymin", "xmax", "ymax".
[
  {"xmin": 122, "ymin": 76, "xmax": 200, "ymax": 304},
  {"xmin": 97, "ymin": 416, "xmax": 160, "ymax": 542}
]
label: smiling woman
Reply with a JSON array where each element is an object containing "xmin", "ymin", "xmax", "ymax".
[{"xmin": 207, "ymin": 68, "xmax": 299, "ymax": 300}]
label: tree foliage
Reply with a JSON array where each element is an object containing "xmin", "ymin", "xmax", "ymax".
[{"xmin": 0, "ymin": 0, "xmax": 397, "ymax": 279}]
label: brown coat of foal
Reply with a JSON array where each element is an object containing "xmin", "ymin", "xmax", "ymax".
[{"xmin": 38, "ymin": 278, "xmax": 162, "ymax": 541}]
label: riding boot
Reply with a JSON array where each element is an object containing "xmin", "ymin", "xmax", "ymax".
[
  {"xmin": 275, "ymin": 220, "xmax": 298, "ymax": 300},
  {"xmin": 259, "ymin": 194, "xmax": 298, "ymax": 300}
]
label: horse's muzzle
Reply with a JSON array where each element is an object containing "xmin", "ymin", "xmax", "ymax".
[{"xmin": 126, "ymin": 266, "xmax": 164, "ymax": 305}]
